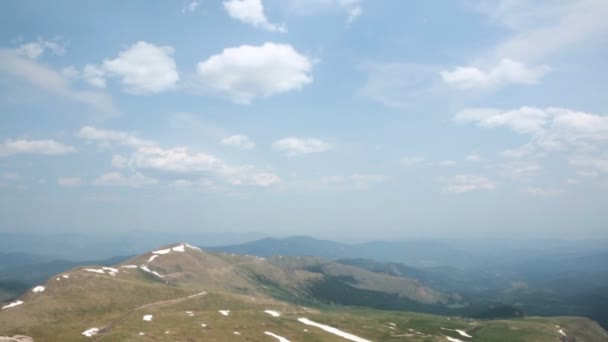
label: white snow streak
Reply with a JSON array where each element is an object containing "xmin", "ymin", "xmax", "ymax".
[
  {"xmin": 139, "ymin": 265, "xmax": 164, "ymax": 278},
  {"xmin": 147, "ymin": 255, "xmax": 159, "ymax": 263},
  {"xmin": 456, "ymin": 329, "xmax": 472, "ymax": 338},
  {"xmin": 298, "ymin": 318, "xmax": 372, "ymax": 342},
  {"xmin": 143, "ymin": 314, "xmax": 153, "ymax": 321},
  {"xmin": 219, "ymin": 310, "xmax": 230, "ymax": 316},
  {"xmin": 559, "ymin": 329, "xmax": 567, "ymax": 336},
  {"xmin": 265, "ymin": 331, "xmax": 291, "ymax": 342},
  {"xmin": 82, "ymin": 328, "xmax": 99, "ymax": 337},
  {"xmin": 264, "ymin": 310, "xmax": 280, "ymax": 317},
  {"xmin": 1, "ymin": 300, "xmax": 23, "ymax": 309},
  {"xmin": 446, "ymin": 337, "xmax": 465, "ymax": 342},
  {"xmin": 152, "ymin": 248, "xmax": 171, "ymax": 255},
  {"xmin": 32, "ymin": 286, "xmax": 45, "ymax": 293}
]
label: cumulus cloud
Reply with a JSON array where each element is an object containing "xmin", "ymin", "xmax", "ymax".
[
  {"xmin": 455, "ymin": 106, "xmax": 608, "ymax": 150},
  {"xmin": 223, "ymin": 0, "xmax": 286, "ymax": 32},
  {"xmin": 99, "ymin": 41, "xmax": 179, "ymax": 94},
  {"xmin": 78, "ymin": 126, "xmax": 155, "ymax": 148},
  {"xmin": 0, "ymin": 49, "xmax": 117, "ymax": 115},
  {"xmin": 196, "ymin": 43, "xmax": 313, "ymax": 104},
  {"xmin": 455, "ymin": 106, "xmax": 550, "ymax": 134},
  {"xmin": 445, "ymin": 174, "xmax": 495, "ymax": 194},
  {"xmin": 57, "ymin": 177, "xmax": 84, "ymax": 187},
  {"xmin": 273, "ymin": 137, "xmax": 333, "ymax": 156},
  {"xmin": 82, "ymin": 64, "xmax": 106, "ymax": 88},
  {"xmin": 16, "ymin": 38, "xmax": 65, "ymax": 59},
  {"xmin": 93, "ymin": 172, "xmax": 158, "ymax": 187},
  {"xmin": 0, "ymin": 139, "xmax": 76, "ymax": 157},
  {"xmin": 220, "ymin": 135, "xmax": 255, "ymax": 150},
  {"xmin": 441, "ymin": 59, "xmax": 549, "ymax": 89},
  {"xmin": 78, "ymin": 126, "xmax": 279, "ymax": 187}
]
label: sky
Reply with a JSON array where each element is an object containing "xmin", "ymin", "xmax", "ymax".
[{"xmin": 0, "ymin": 0, "xmax": 607, "ymax": 241}]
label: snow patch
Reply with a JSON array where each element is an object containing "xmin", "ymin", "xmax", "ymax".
[
  {"xmin": 186, "ymin": 311, "xmax": 194, "ymax": 317},
  {"xmin": 219, "ymin": 310, "xmax": 230, "ymax": 316},
  {"xmin": 102, "ymin": 267, "xmax": 118, "ymax": 276},
  {"xmin": 558, "ymin": 329, "xmax": 567, "ymax": 336},
  {"xmin": 298, "ymin": 317, "xmax": 372, "ymax": 342},
  {"xmin": 62, "ymin": 274, "xmax": 70, "ymax": 278},
  {"xmin": 32, "ymin": 286, "xmax": 45, "ymax": 293},
  {"xmin": 82, "ymin": 328, "xmax": 99, "ymax": 337},
  {"xmin": 147, "ymin": 255, "xmax": 159, "ymax": 263},
  {"xmin": 1, "ymin": 300, "xmax": 23, "ymax": 310},
  {"xmin": 264, "ymin": 310, "xmax": 280, "ymax": 317},
  {"xmin": 172, "ymin": 244, "xmax": 185, "ymax": 252},
  {"xmin": 121, "ymin": 265, "xmax": 138, "ymax": 269},
  {"xmin": 233, "ymin": 331, "xmax": 241, "ymax": 335},
  {"xmin": 139, "ymin": 265, "xmax": 164, "ymax": 278},
  {"xmin": 456, "ymin": 329, "xmax": 472, "ymax": 338},
  {"xmin": 153, "ymin": 248, "xmax": 171, "ymax": 255},
  {"xmin": 83, "ymin": 268, "xmax": 105, "ymax": 274},
  {"xmin": 139, "ymin": 332, "xmax": 145, "ymax": 336},
  {"xmin": 185, "ymin": 243, "xmax": 201, "ymax": 251},
  {"xmin": 264, "ymin": 331, "xmax": 291, "ymax": 342},
  {"xmin": 143, "ymin": 314, "xmax": 153, "ymax": 321},
  {"xmin": 201, "ymin": 323, "xmax": 207, "ymax": 328},
  {"xmin": 446, "ymin": 337, "xmax": 465, "ymax": 342}
]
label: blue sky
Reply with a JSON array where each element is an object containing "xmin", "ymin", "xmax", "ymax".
[{"xmin": 0, "ymin": 0, "xmax": 607, "ymax": 240}]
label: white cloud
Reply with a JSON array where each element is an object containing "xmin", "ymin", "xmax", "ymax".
[
  {"xmin": 130, "ymin": 146, "xmax": 280, "ymax": 187},
  {"xmin": 346, "ymin": 6, "xmax": 362, "ymax": 23},
  {"xmin": 93, "ymin": 172, "xmax": 158, "ymax": 187},
  {"xmin": 0, "ymin": 49, "xmax": 117, "ymax": 115},
  {"xmin": 15, "ymin": 38, "xmax": 65, "ymax": 59},
  {"xmin": 287, "ymin": 0, "xmax": 364, "ymax": 22},
  {"xmin": 0, "ymin": 139, "xmax": 76, "ymax": 157},
  {"xmin": 465, "ymin": 153, "xmax": 481, "ymax": 162},
  {"xmin": 58, "ymin": 177, "xmax": 84, "ymax": 187},
  {"xmin": 182, "ymin": 0, "xmax": 198, "ymax": 13},
  {"xmin": 569, "ymin": 155, "xmax": 608, "ymax": 174},
  {"xmin": 16, "ymin": 42, "xmax": 44, "ymax": 59},
  {"xmin": 82, "ymin": 64, "xmax": 106, "ymax": 88},
  {"xmin": 441, "ymin": 59, "xmax": 549, "ymax": 89},
  {"xmin": 455, "ymin": 107, "xmax": 608, "ymax": 151},
  {"xmin": 220, "ymin": 135, "xmax": 255, "ymax": 150},
  {"xmin": 320, "ymin": 174, "xmax": 388, "ymax": 190},
  {"xmin": 445, "ymin": 174, "xmax": 495, "ymax": 193},
  {"xmin": 111, "ymin": 155, "xmax": 129, "ymax": 168},
  {"xmin": 455, "ymin": 106, "xmax": 550, "ymax": 134},
  {"xmin": 223, "ymin": 0, "xmax": 286, "ymax": 32},
  {"xmin": 79, "ymin": 126, "xmax": 280, "ymax": 187},
  {"xmin": 475, "ymin": 0, "xmax": 608, "ymax": 63},
  {"xmin": 273, "ymin": 137, "xmax": 333, "ymax": 156},
  {"xmin": 520, "ymin": 187, "xmax": 563, "ymax": 197},
  {"xmin": 78, "ymin": 126, "xmax": 155, "ymax": 148},
  {"xmin": 101, "ymin": 41, "xmax": 179, "ymax": 94},
  {"xmin": 196, "ymin": 43, "xmax": 313, "ymax": 104},
  {"xmin": 499, "ymin": 160, "xmax": 542, "ymax": 180},
  {"xmin": 439, "ymin": 160, "xmax": 457, "ymax": 167}
]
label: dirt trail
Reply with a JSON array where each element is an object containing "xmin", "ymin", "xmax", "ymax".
[{"xmin": 92, "ymin": 291, "xmax": 206, "ymax": 341}]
